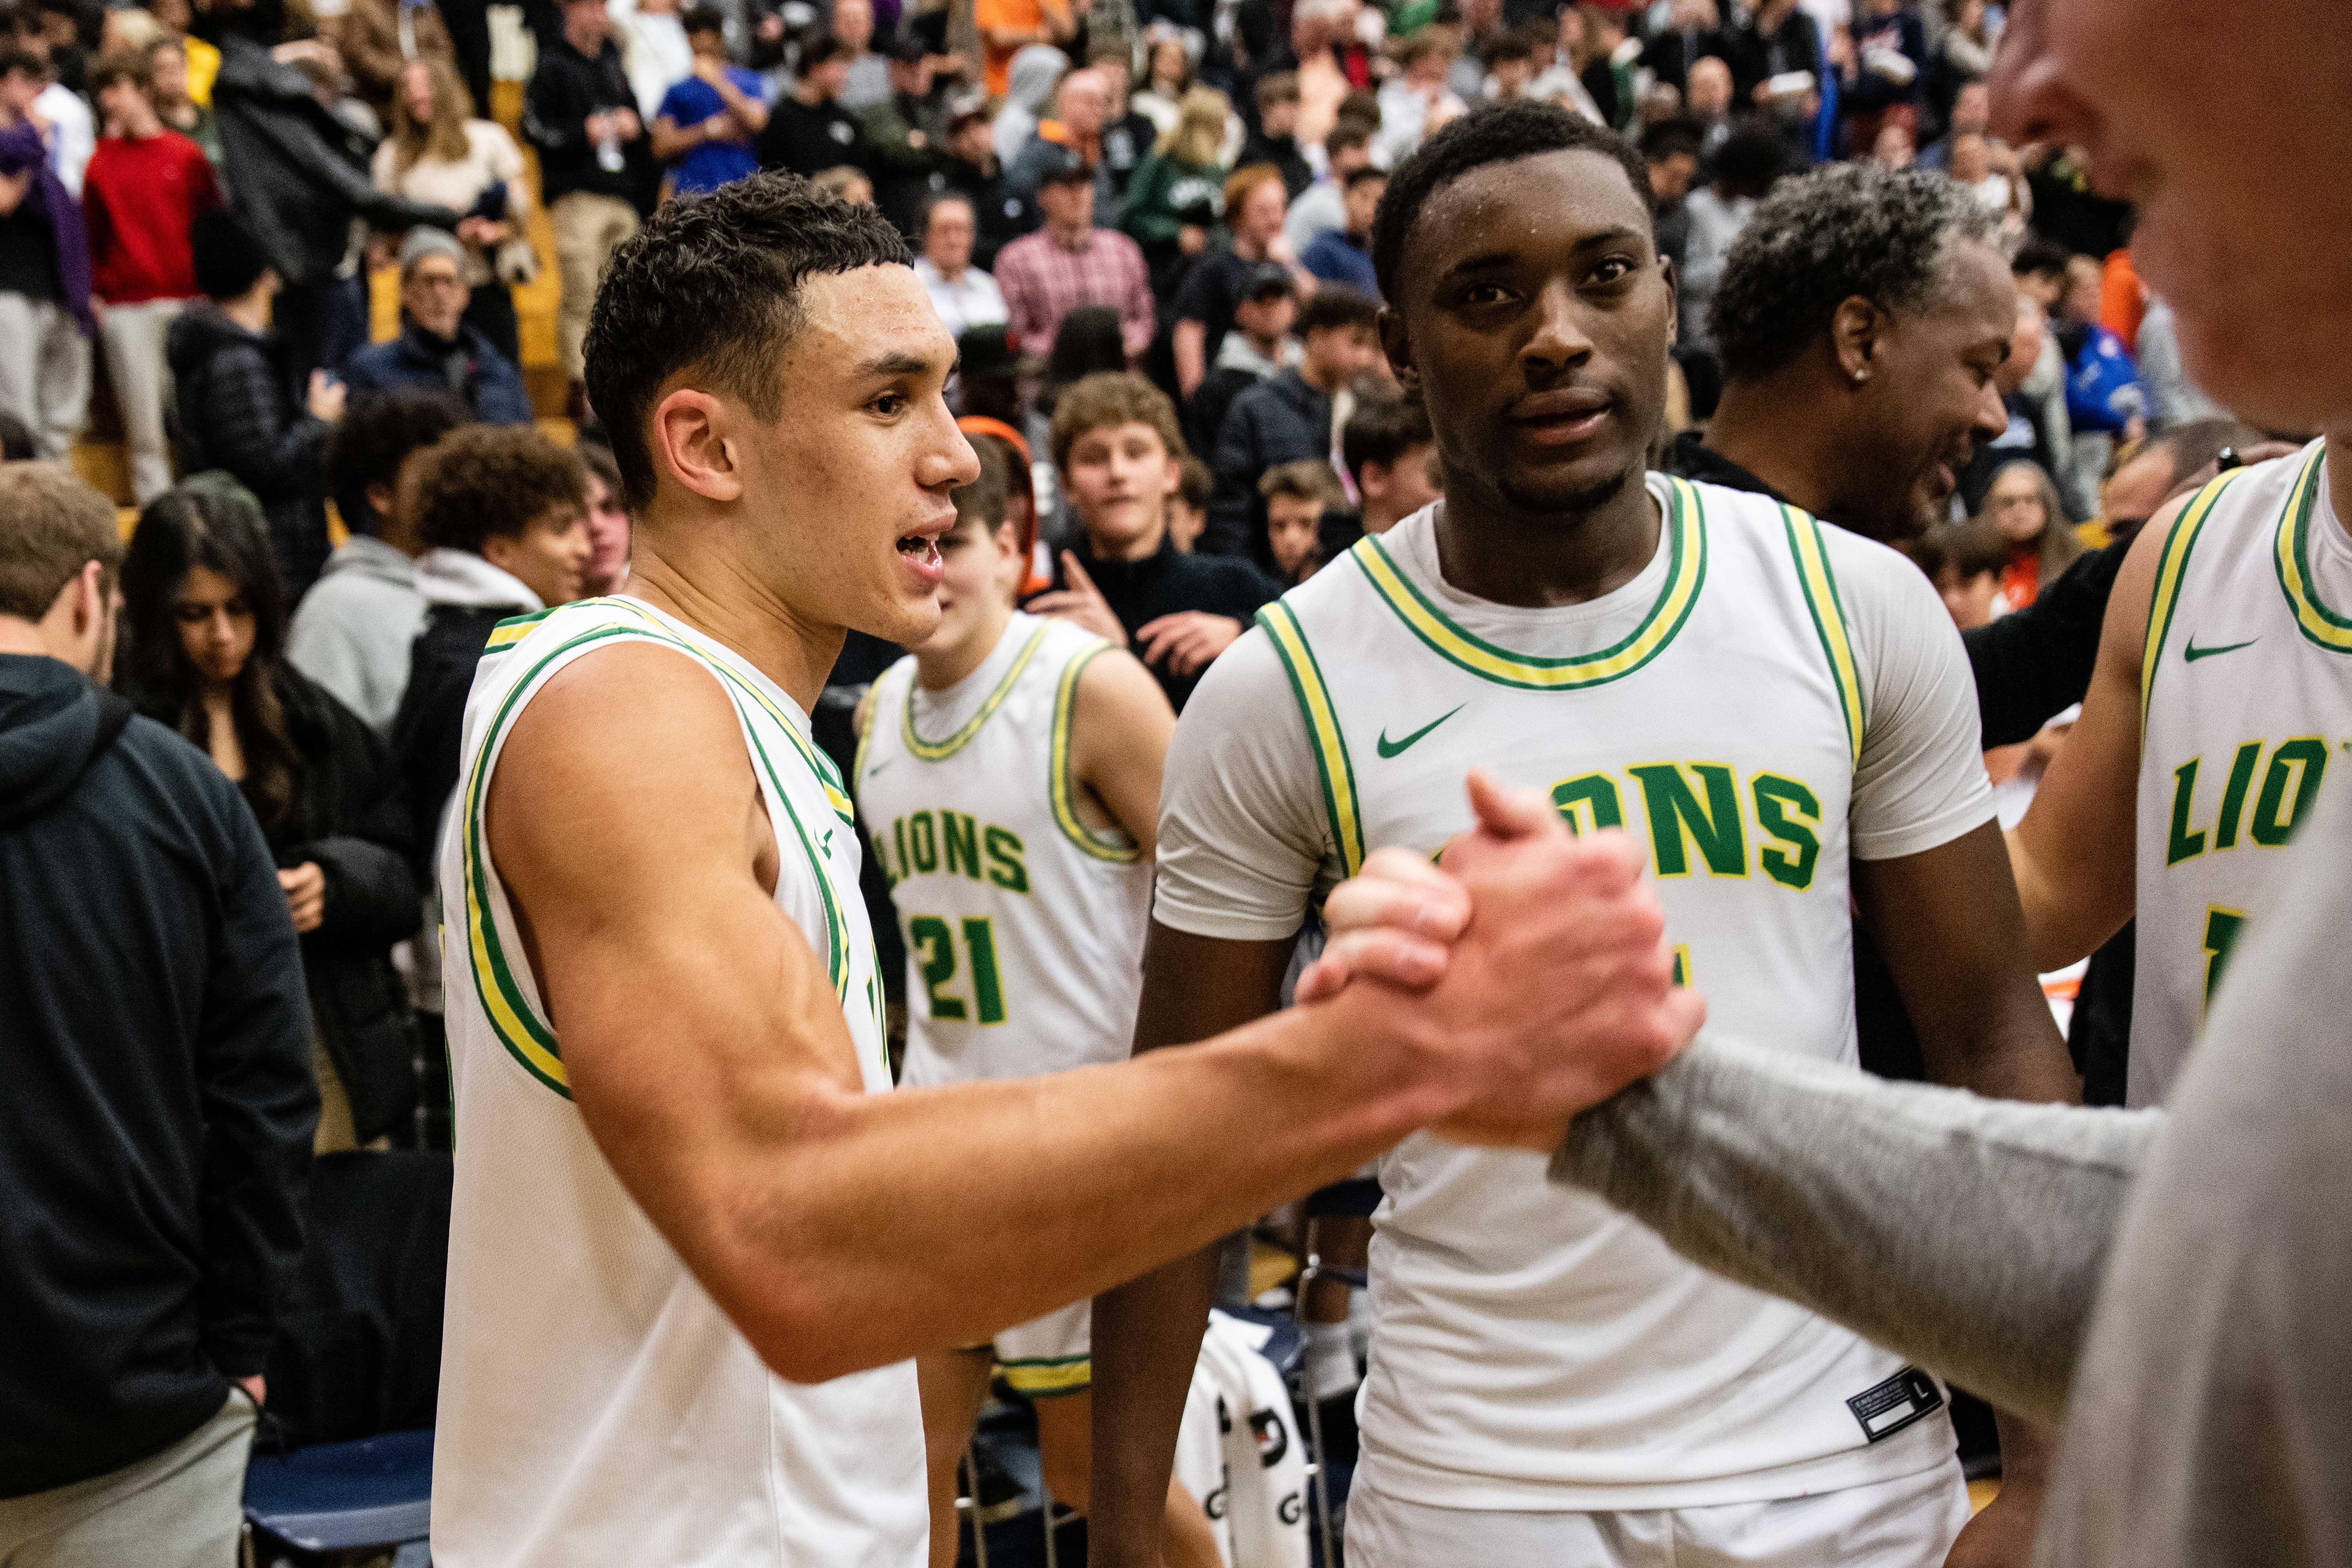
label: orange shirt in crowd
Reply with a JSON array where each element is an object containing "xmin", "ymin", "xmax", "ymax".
[
  {"xmin": 2100, "ymin": 249, "xmax": 2146, "ymax": 354},
  {"xmin": 976, "ymin": 0, "xmax": 1061, "ymax": 95},
  {"xmin": 2001, "ymin": 544, "xmax": 2042, "ymax": 610}
]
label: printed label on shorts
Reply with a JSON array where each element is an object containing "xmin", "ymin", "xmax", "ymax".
[{"xmin": 1846, "ymin": 1367, "xmax": 1944, "ymax": 1443}]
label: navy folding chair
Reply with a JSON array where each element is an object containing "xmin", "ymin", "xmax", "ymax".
[{"xmin": 241, "ymin": 1428, "xmax": 433, "ymax": 1565}]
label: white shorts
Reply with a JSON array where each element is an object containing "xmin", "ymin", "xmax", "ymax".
[
  {"xmin": 989, "ymin": 1299, "xmax": 1091, "ymax": 1399},
  {"xmin": 1346, "ymin": 1455, "xmax": 1971, "ymax": 1568}
]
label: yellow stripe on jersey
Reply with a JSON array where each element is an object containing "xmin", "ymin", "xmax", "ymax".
[
  {"xmin": 1347, "ymin": 477, "xmax": 1707, "ymax": 691},
  {"xmin": 1049, "ymin": 642, "xmax": 1144, "ymax": 863},
  {"xmin": 903, "ymin": 622, "xmax": 1052, "ymax": 760},
  {"xmin": 998, "ymin": 1356, "xmax": 1091, "ymax": 1398},
  {"xmin": 2141, "ymin": 469, "xmax": 2253, "ymax": 722},
  {"xmin": 1257, "ymin": 601, "xmax": 1366, "ymax": 878},
  {"xmin": 1781, "ymin": 506, "xmax": 1865, "ymax": 768},
  {"xmin": 2271, "ymin": 445, "xmax": 2352, "ymax": 654},
  {"xmin": 483, "ymin": 608, "xmax": 557, "ymax": 653}
]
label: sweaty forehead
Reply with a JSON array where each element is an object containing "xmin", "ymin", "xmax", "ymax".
[
  {"xmin": 1400, "ymin": 148, "xmax": 1649, "ymax": 297},
  {"xmin": 787, "ymin": 264, "xmax": 956, "ymax": 377}
]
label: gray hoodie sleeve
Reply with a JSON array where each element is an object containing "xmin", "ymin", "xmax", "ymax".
[{"xmin": 1550, "ymin": 1036, "xmax": 2162, "ymax": 1424}]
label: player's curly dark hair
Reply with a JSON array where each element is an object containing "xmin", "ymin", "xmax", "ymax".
[
  {"xmin": 1370, "ymin": 100, "xmax": 1651, "ymax": 305},
  {"xmin": 412, "ymin": 425, "xmax": 587, "ymax": 555},
  {"xmin": 584, "ymin": 171, "xmax": 913, "ymax": 511},
  {"xmin": 1710, "ymin": 163, "xmax": 2002, "ymax": 384}
]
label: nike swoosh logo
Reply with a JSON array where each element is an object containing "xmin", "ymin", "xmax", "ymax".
[
  {"xmin": 2184, "ymin": 637, "xmax": 2258, "ymax": 663},
  {"xmin": 1377, "ymin": 704, "xmax": 1466, "ymax": 759},
  {"xmin": 865, "ymin": 759, "xmax": 891, "ymax": 777}
]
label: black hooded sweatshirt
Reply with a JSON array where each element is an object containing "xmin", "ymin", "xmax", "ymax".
[{"xmin": 0, "ymin": 653, "xmax": 316, "ymax": 1496}]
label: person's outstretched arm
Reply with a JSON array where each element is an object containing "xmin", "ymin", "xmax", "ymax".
[{"xmin": 1551, "ymin": 1034, "xmax": 2156, "ymax": 1426}]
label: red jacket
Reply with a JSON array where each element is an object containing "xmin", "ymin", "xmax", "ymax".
[{"xmin": 83, "ymin": 130, "xmax": 220, "ymax": 304}]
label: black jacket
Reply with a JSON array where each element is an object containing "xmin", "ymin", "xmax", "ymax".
[
  {"xmin": 939, "ymin": 153, "xmax": 1032, "ymax": 271},
  {"xmin": 1239, "ymin": 130, "xmax": 1313, "ymax": 202},
  {"xmin": 1053, "ymin": 536, "xmax": 1281, "ymax": 712},
  {"xmin": 390, "ymin": 602, "xmax": 515, "ymax": 872},
  {"xmin": 758, "ymin": 94, "xmax": 870, "ymax": 181},
  {"xmin": 133, "ymin": 668, "xmax": 422, "ymax": 1144},
  {"xmin": 210, "ymin": 33, "xmax": 460, "ymax": 289},
  {"xmin": 1208, "ymin": 367, "xmax": 1331, "ymax": 563},
  {"xmin": 0, "ymin": 654, "xmax": 315, "ymax": 1496},
  {"xmin": 523, "ymin": 34, "xmax": 653, "ymax": 207},
  {"xmin": 166, "ymin": 304, "xmax": 334, "ymax": 593}
]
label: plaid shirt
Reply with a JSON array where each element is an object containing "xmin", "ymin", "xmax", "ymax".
[{"xmin": 992, "ymin": 224, "xmax": 1157, "ymax": 362}]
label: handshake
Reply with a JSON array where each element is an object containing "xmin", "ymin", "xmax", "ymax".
[{"xmin": 1292, "ymin": 770, "xmax": 1705, "ymax": 1151}]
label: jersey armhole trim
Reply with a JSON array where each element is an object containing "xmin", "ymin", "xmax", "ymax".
[
  {"xmin": 1049, "ymin": 641, "xmax": 1145, "ymax": 863},
  {"xmin": 2141, "ymin": 469, "xmax": 2247, "ymax": 722},
  {"xmin": 1780, "ymin": 505, "xmax": 1864, "ymax": 768},
  {"xmin": 1256, "ymin": 600, "xmax": 1365, "ymax": 877},
  {"xmin": 2270, "ymin": 444, "xmax": 2352, "ymax": 653}
]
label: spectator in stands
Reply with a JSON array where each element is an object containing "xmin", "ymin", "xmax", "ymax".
[
  {"xmin": 1576, "ymin": 4, "xmax": 1638, "ymax": 129},
  {"xmin": 1678, "ymin": 53, "xmax": 1735, "ymax": 156},
  {"xmin": 1480, "ymin": 32, "xmax": 1543, "ymax": 103},
  {"xmin": 2134, "ymin": 296, "xmax": 2225, "ymax": 432},
  {"xmin": 1974, "ymin": 458, "xmax": 2081, "ymax": 611},
  {"xmin": 975, "ymin": 0, "xmax": 1073, "ymax": 100},
  {"xmin": 1648, "ymin": 0, "xmax": 1725, "ymax": 97},
  {"xmin": 0, "ymin": 462, "xmax": 311, "ymax": 1566},
  {"xmin": 989, "ymin": 40, "xmax": 1063, "ymax": 165},
  {"xmin": 2056, "ymin": 251, "xmax": 2143, "ymax": 513},
  {"xmin": 122, "ymin": 475, "xmax": 424, "ymax": 1152},
  {"xmin": 1723, "ymin": 0, "xmax": 1822, "ymax": 120},
  {"xmin": 527, "ymin": 0, "xmax": 650, "ymax": 415},
  {"xmin": 1241, "ymin": 70, "xmax": 1312, "ymax": 199},
  {"xmin": 1643, "ymin": 119, "xmax": 1702, "ymax": 275},
  {"xmin": 938, "ymin": 96, "xmax": 1025, "ymax": 270},
  {"xmin": 319, "ymin": 0, "xmax": 458, "ymax": 126},
  {"xmin": 1916, "ymin": 76, "xmax": 1987, "ymax": 171},
  {"xmin": 1955, "ymin": 291, "xmax": 2067, "ymax": 515},
  {"xmin": 611, "ymin": 0, "xmax": 691, "ymax": 124},
  {"xmin": 1868, "ymin": 118, "xmax": 1915, "ymax": 169},
  {"xmin": 1839, "ymin": 0, "xmax": 1925, "ymax": 157},
  {"xmin": 202, "ymin": 0, "xmax": 459, "ymax": 388},
  {"xmin": 1032, "ymin": 371, "xmax": 1278, "ymax": 710},
  {"xmin": 577, "ymin": 439, "xmax": 631, "ymax": 594},
  {"xmin": 812, "ymin": 162, "xmax": 875, "ymax": 204},
  {"xmin": 1680, "ymin": 128, "xmax": 1781, "ymax": 348},
  {"xmin": 1445, "ymin": 0, "xmax": 1508, "ymax": 102},
  {"xmin": 1166, "ymin": 452, "xmax": 1211, "ymax": 550},
  {"xmin": 1005, "ymin": 67, "xmax": 1114, "ymax": 211},
  {"xmin": 148, "ymin": 34, "xmax": 220, "ymax": 167},
  {"xmin": 1341, "ymin": 390, "xmax": 1442, "ymax": 536},
  {"xmin": 1031, "ymin": 301, "xmax": 1127, "ymax": 457},
  {"xmin": 1184, "ymin": 262, "xmax": 1296, "ymax": 463},
  {"xmin": 1117, "ymin": 83, "xmax": 1230, "ymax": 295},
  {"xmin": 1258, "ymin": 458, "xmax": 1341, "ymax": 582},
  {"xmin": 649, "ymin": 6, "xmax": 766, "ymax": 199},
  {"xmin": 914, "ymin": 192, "xmax": 1007, "ymax": 340},
  {"xmin": 388, "ymin": 424, "xmax": 590, "ymax": 859},
  {"xmin": 6, "ymin": 11, "xmax": 90, "ymax": 196},
  {"xmin": 994, "ymin": 154, "xmax": 1155, "ymax": 361},
  {"xmin": 1300, "ymin": 163, "xmax": 1382, "ymax": 296},
  {"xmin": 0, "ymin": 44, "xmax": 91, "ymax": 462},
  {"xmin": 168, "ymin": 209, "xmax": 344, "ymax": 595},
  {"xmin": 756, "ymin": 32, "xmax": 867, "ymax": 179},
  {"xmin": 1205, "ymin": 285, "xmax": 1380, "ymax": 556},
  {"xmin": 1172, "ymin": 163, "xmax": 1299, "ymax": 397},
  {"xmin": 1375, "ymin": 31, "xmax": 1464, "ymax": 166},
  {"xmin": 343, "ymin": 229, "xmax": 533, "ymax": 424},
  {"xmin": 1280, "ymin": 120, "xmax": 1371, "ymax": 254},
  {"xmin": 1089, "ymin": 38, "xmax": 1156, "ymax": 201},
  {"xmin": 1931, "ymin": 0, "xmax": 1995, "ymax": 99},
  {"xmin": 1913, "ymin": 516, "xmax": 2007, "ymax": 630},
  {"xmin": 857, "ymin": 35, "xmax": 946, "ymax": 234},
  {"xmin": 831, "ymin": 0, "xmax": 889, "ymax": 110},
  {"xmin": 1528, "ymin": 4, "xmax": 1604, "ymax": 122},
  {"xmin": 288, "ymin": 389, "xmax": 469, "ymax": 734},
  {"xmin": 1130, "ymin": 27, "xmax": 1195, "ymax": 137},
  {"xmin": 84, "ymin": 47, "xmax": 219, "ymax": 506}
]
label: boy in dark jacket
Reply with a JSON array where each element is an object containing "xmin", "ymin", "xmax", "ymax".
[
  {"xmin": 1204, "ymin": 287, "xmax": 1381, "ymax": 559},
  {"xmin": 0, "ymin": 462, "xmax": 314, "ymax": 1561}
]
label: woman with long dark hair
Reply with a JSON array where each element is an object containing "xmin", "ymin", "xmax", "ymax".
[{"xmin": 121, "ymin": 476, "xmax": 424, "ymax": 1152}]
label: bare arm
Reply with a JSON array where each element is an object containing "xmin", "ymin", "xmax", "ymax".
[
  {"xmin": 1068, "ymin": 646, "xmax": 1174, "ymax": 857},
  {"xmin": 649, "ymin": 114, "xmax": 703, "ymax": 162},
  {"xmin": 490, "ymin": 648, "xmax": 1696, "ymax": 1382},
  {"xmin": 1092, "ymin": 927, "xmax": 1295, "ymax": 1568},
  {"xmin": 2006, "ymin": 504, "xmax": 2176, "ymax": 971},
  {"xmin": 1172, "ymin": 319, "xmax": 1207, "ymax": 398},
  {"xmin": 711, "ymin": 70, "xmax": 768, "ymax": 133}
]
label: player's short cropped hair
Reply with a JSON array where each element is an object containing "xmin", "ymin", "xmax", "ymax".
[
  {"xmin": 0, "ymin": 462, "xmax": 123, "ymax": 618},
  {"xmin": 1341, "ymin": 391, "xmax": 1434, "ymax": 486},
  {"xmin": 1710, "ymin": 162, "xmax": 2002, "ymax": 384},
  {"xmin": 1050, "ymin": 372, "xmax": 1189, "ymax": 471},
  {"xmin": 584, "ymin": 171, "xmax": 911, "ymax": 511},
  {"xmin": 325, "ymin": 389, "xmax": 470, "ymax": 536},
  {"xmin": 1260, "ymin": 459, "xmax": 1343, "ymax": 510},
  {"xmin": 952, "ymin": 433, "xmax": 1012, "ymax": 529},
  {"xmin": 412, "ymin": 425, "xmax": 588, "ymax": 555},
  {"xmin": 1372, "ymin": 99, "xmax": 1649, "ymax": 304}
]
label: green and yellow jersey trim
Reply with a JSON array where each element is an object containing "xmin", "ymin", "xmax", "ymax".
[
  {"xmin": 458, "ymin": 606, "xmax": 858, "ymax": 1097},
  {"xmin": 1256, "ymin": 600, "xmax": 1366, "ymax": 879},
  {"xmin": 1049, "ymin": 641, "xmax": 1143, "ymax": 863},
  {"xmin": 2142, "ymin": 468, "xmax": 2252, "ymax": 722},
  {"xmin": 1345, "ymin": 475, "xmax": 1708, "ymax": 691},
  {"xmin": 998, "ymin": 1354, "xmax": 1092, "ymax": 1398},
  {"xmin": 2271, "ymin": 444, "xmax": 2352, "ymax": 656},
  {"xmin": 902, "ymin": 622, "xmax": 1053, "ymax": 761},
  {"xmin": 1780, "ymin": 506, "xmax": 1865, "ymax": 768},
  {"xmin": 481, "ymin": 607, "xmax": 557, "ymax": 654}
]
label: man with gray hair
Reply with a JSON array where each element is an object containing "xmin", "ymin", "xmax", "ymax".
[
  {"xmin": 340, "ymin": 229, "xmax": 534, "ymax": 425},
  {"xmin": 0, "ymin": 463, "xmax": 315, "ymax": 1567}
]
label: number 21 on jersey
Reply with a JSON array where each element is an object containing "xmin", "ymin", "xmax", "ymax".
[{"xmin": 908, "ymin": 915, "xmax": 1009, "ymax": 1024}]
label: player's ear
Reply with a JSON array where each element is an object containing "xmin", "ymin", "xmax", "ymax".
[
  {"xmin": 1657, "ymin": 255, "xmax": 1679, "ymax": 349},
  {"xmin": 1377, "ymin": 305, "xmax": 1415, "ymax": 394},
  {"xmin": 650, "ymin": 386, "xmax": 745, "ymax": 504},
  {"xmin": 1831, "ymin": 295, "xmax": 1883, "ymax": 386}
]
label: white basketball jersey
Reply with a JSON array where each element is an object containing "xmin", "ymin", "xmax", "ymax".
[
  {"xmin": 855, "ymin": 612, "xmax": 1153, "ymax": 1087},
  {"xmin": 431, "ymin": 596, "xmax": 924, "ymax": 1568},
  {"xmin": 2132, "ymin": 440, "xmax": 2352, "ymax": 1108},
  {"xmin": 1261, "ymin": 478, "xmax": 1958, "ymax": 1509}
]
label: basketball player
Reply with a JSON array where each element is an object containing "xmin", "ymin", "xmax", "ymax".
[
  {"xmin": 1296, "ymin": 4, "xmax": 2352, "ymax": 1560},
  {"xmin": 1093, "ymin": 102, "xmax": 2078, "ymax": 1568},
  {"xmin": 426, "ymin": 172, "xmax": 1703, "ymax": 1566},
  {"xmin": 852, "ymin": 442, "xmax": 1220, "ymax": 1568},
  {"xmin": 2007, "ymin": 436, "xmax": 2352, "ymax": 1108}
]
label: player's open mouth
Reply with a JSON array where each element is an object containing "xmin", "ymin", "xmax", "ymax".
[
  {"xmin": 896, "ymin": 534, "xmax": 941, "ymax": 566},
  {"xmin": 1511, "ymin": 388, "xmax": 1614, "ymax": 447}
]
